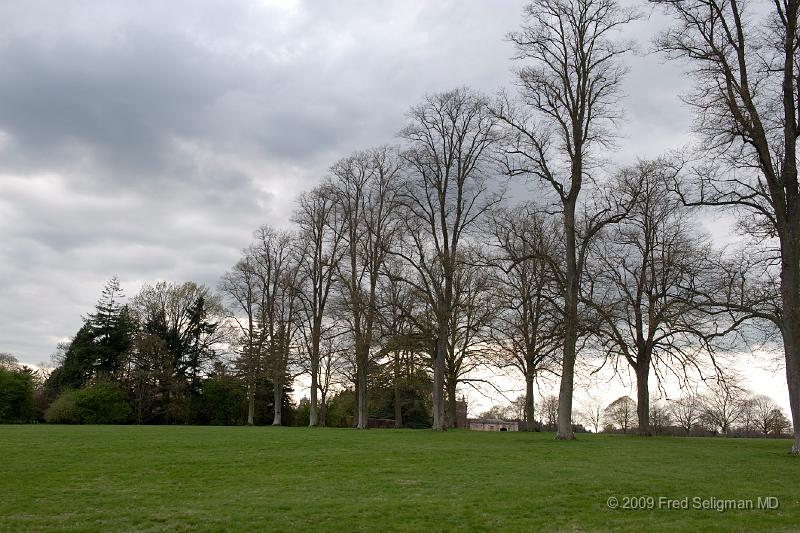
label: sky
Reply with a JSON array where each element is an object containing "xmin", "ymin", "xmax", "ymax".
[{"xmin": 0, "ymin": 0, "xmax": 787, "ymax": 415}]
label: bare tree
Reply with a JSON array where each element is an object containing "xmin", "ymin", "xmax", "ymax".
[
  {"xmin": 653, "ymin": 0, "xmax": 800, "ymax": 454},
  {"xmin": 487, "ymin": 205, "xmax": 563, "ymax": 430},
  {"xmin": 498, "ymin": 0, "xmax": 637, "ymax": 439},
  {"xmin": 394, "ymin": 88, "xmax": 500, "ymax": 430},
  {"xmin": 538, "ymin": 394, "xmax": 560, "ymax": 428},
  {"xmin": 752, "ymin": 395, "xmax": 786, "ymax": 437},
  {"xmin": 220, "ymin": 227, "xmax": 303, "ymax": 426},
  {"xmin": 649, "ymin": 398, "xmax": 672, "ymax": 435},
  {"xmin": 584, "ymin": 160, "xmax": 725, "ymax": 435},
  {"xmin": 331, "ymin": 146, "xmax": 403, "ymax": 429},
  {"xmin": 579, "ymin": 394, "xmax": 606, "ymax": 433},
  {"xmin": 604, "ymin": 395, "xmax": 637, "ymax": 433},
  {"xmin": 671, "ymin": 393, "xmax": 702, "ymax": 436},
  {"xmin": 294, "ymin": 184, "xmax": 346, "ymax": 427},
  {"xmin": 700, "ymin": 379, "xmax": 748, "ymax": 436},
  {"xmin": 444, "ymin": 254, "xmax": 496, "ymax": 427}
]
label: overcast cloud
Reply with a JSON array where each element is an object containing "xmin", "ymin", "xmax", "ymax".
[{"xmin": 0, "ymin": 0, "xmax": 718, "ymax": 389}]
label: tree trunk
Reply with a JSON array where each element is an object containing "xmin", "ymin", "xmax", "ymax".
[
  {"xmin": 780, "ymin": 240, "xmax": 800, "ymax": 454},
  {"xmin": 319, "ymin": 396, "xmax": 327, "ymax": 427},
  {"xmin": 247, "ymin": 380, "xmax": 256, "ymax": 426},
  {"xmin": 636, "ymin": 362, "xmax": 651, "ymax": 436},
  {"xmin": 356, "ymin": 341, "xmax": 368, "ymax": 429},
  {"xmin": 394, "ymin": 350, "xmax": 402, "ymax": 429},
  {"xmin": 525, "ymin": 373, "xmax": 535, "ymax": 432},
  {"xmin": 272, "ymin": 380, "xmax": 282, "ymax": 426},
  {"xmin": 309, "ymin": 327, "xmax": 320, "ymax": 427},
  {"xmin": 556, "ymin": 206, "xmax": 578, "ymax": 440},
  {"xmin": 432, "ymin": 319, "xmax": 447, "ymax": 431},
  {"xmin": 445, "ymin": 379, "xmax": 457, "ymax": 428}
]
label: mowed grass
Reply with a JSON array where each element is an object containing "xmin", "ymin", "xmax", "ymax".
[{"xmin": 0, "ymin": 426, "xmax": 797, "ymax": 532}]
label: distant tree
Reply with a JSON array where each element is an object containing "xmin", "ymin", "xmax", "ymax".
[
  {"xmin": 394, "ymin": 88, "xmax": 500, "ymax": 430},
  {"xmin": 752, "ymin": 395, "xmax": 788, "ymax": 437},
  {"xmin": 538, "ymin": 394, "xmax": 559, "ymax": 429},
  {"xmin": 330, "ymin": 146, "xmax": 403, "ymax": 429},
  {"xmin": 444, "ymin": 255, "xmax": 496, "ymax": 428},
  {"xmin": 649, "ymin": 399, "xmax": 672, "ymax": 435},
  {"xmin": 700, "ymin": 380, "xmax": 747, "ymax": 436},
  {"xmin": 129, "ymin": 281, "xmax": 227, "ymax": 423},
  {"xmin": 671, "ymin": 394, "xmax": 701, "ymax": 436},
  {"xmin": 579, "ymin": 395, "xmax": 605, "ymax": 433},
  {"xmin": 488, "ymin": 205, "xmax": 563, "ymax": 431},
  {"xmin": 294, "ymin": 184, "xmax": 346, "ymax": 427},
  {"xmin": 0, "ymin": 366, "xmax": 35, "ymax": 423},
  {"xmin": 584, "ymin": 161, "xmax": 725, "ymax": 435},
  {"xmin": 604, "ymin": 396, "xmax": 637, "ymax": 433},
  {"xmin": 87, "ymin": 277, "xmax": 134, "ymax": 379},
  {"xmin": 0, "ymin": 352, "xmax": 19, "ymax": 370}
]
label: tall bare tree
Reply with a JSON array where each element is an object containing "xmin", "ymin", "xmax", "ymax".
[
  {"xmin": 394, "ymin": 88, "xmax": 500, "ymax": 430},
  {"xmin": 331, "ymin": 146, "xmax": 403, "ymax": 429},
  {"xmin": 444, "ymin": 253, "xmax": 496, "ymax": 427},
  {"xmin": 220, "ymin": 226, "xmax": 303, "ymax": 426},
  {"xmin": 653, "ymin": 0, "xmax": 800, "ymax": 453},
  {"xmin": 488, "ymin": 205, "xmax": 563, "ymax": 430},
  {"xmin": 584, "ymin": 160, "xmax": 724, "ymax": 435},
  {"xmin": 294, "ymin": 184, "xmax": 346, "ymax": 427},
  {"xmin": 498, "ymin": 0, "xmax": 637, "ymax": 439}
]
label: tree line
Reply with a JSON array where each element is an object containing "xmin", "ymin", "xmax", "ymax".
[{"xmin": 2, "ymin": 0, "xmax": 800, "ymax": 454}]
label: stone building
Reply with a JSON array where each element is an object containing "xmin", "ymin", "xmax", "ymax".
[{"xmin": 468, "ymin": 418, "xmax": 519, "ymax": 432}]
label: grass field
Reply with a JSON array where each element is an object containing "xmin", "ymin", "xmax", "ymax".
[{"xmin": 0, "ymin": 426, "xmax": 797, "ymax": 532}]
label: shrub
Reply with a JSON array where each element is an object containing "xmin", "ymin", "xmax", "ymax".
[
  {"xmin": 45, "ymin": 390, "xmax": 80, "ymax": 423},
  {"xmin": 46, "ymin": 383, "xmax": 131, "ymax": 424},
  {"xmin": 73, "ymin": 382, "xmax": 132, "ymax": 424},
  {"xmin": 0, "ymin": 368, "xmax": 35, "ymax": 423}
]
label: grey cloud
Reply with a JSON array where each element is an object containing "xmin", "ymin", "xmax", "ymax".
[{"xmin": 0, "ymin": 0, "xmax": 697, "ymax": 368}]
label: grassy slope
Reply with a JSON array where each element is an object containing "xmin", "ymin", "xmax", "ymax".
[{"xmin": 0, "ymin": 426, "xmax": 797, "ymax": 532}]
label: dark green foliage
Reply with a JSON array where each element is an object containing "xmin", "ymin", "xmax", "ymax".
[
  {"xmin": 202, "ymin": 376, "xmax": 247, "ymax": 425},
  {"xmin": 45, "ymin": 383, "xmax": 131, "ymax": 424},
  {"xmin": 44, "ymin": 391, "xmax": 79, "ymax": 423},
  {"xmin": 0, "ymin": 368, "xmax": 35, "ymax": 423},
  {"xmin": 368, "ymin": 363, "xmax": 432, "ymax": 428},
  {"xmin": 45, "ymin": 279, "xmax": 135, "ymax": 397},
  {"xmin": 73, "ymin": 382, "xmax": 132, "ymax": 424},
  {"xmin": 46, "ymin": 325, "xmax": 97, "ymax": 394}
]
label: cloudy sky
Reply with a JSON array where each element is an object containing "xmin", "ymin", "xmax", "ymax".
[{"xmin": 1, "ymin": 0, "xmax": 784, "ymax": 411}]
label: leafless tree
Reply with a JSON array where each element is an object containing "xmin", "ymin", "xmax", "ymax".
[
  {"xmin": 330, "ymin": 146, "xmax": 403, "ymax": 429},
  {"xmin": 393, "ymin": 88, "xmax": 500, "ymax": 430},
  {"xmin": 653, "ymin": 0, "xmax": 800, "ymax": 454},
  {"xmin": 538, "ymin": 394, "xmax": 560, "ymax": 428},
  {"xmin": 671, "ymin": 393, "xmax": 702, "ymax": 436},
  {"xmin": 604, "ymin": 395, "xmax": 637, "ymax": 433},
  {"xmin": 487, "ymin": 205, "xmax": 563, "ymax": 430},
  {"xmin": 498, "ymin": 0, "xmax": 638, "ymax": 439},
  {"xmin": 649, "ymin": 398, "xmax": 672, "ymax": 435},
  {"xmin": 220, "ymin": 226, "xmax": 303, "ymax": 426},
  {"xmin": 584, "ymin": 160, "xmax": 729, "ymax": 435},
  {"xmin": 293, "ymin": 184, "xmax": 346, "ymax": 426},
  {"xmin": 444, "ymin": 253, "xmax": 496, "ymax": 427},
  {"xmin": 751, "ymin": 395, "xmax": 786, "ymax": 437},
  {"xmin": 579, "ymin": 394, "xmax": 606, "ymax": 433},
  {"xmin": 700, "ymin": 379, "xmax": 748, "ymax": 436}
]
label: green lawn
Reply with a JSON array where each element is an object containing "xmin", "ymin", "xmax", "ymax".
[{"xmin": 0, "ymin": 426, "xmax": 797, "ymax": 532}]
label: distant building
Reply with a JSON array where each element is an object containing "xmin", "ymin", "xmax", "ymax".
[
  {"xmin": 468, "ymin": 418, "xmax": 519, "ymax": 432},
  {"xmin": 454, "ymin": 398, "xmax": 468, "ymax": 428}
]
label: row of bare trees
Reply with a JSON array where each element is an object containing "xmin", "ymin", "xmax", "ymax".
[{"xmin": 215, "ymin": 0, "xmax": 800, "ymax": 454}]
